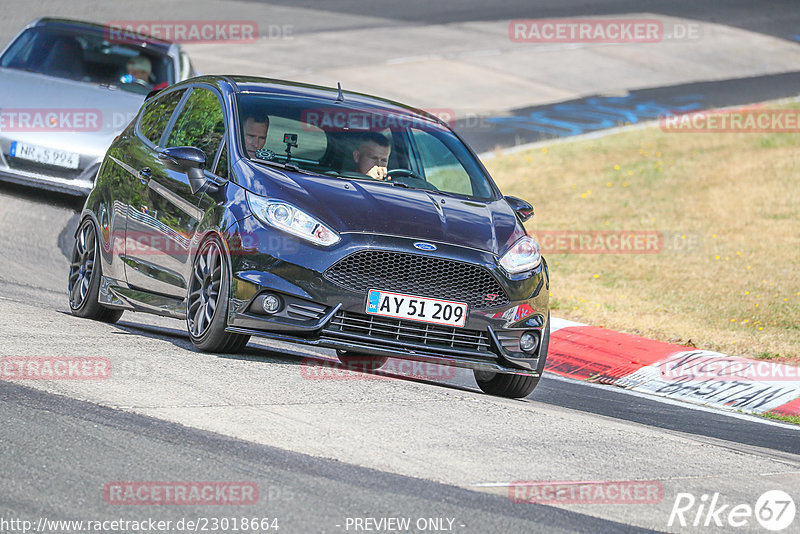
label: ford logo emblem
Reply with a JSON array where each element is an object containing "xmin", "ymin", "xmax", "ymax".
[{"xmin": 414, "ymin": 242, "xmax": 437, "ymax": 251}]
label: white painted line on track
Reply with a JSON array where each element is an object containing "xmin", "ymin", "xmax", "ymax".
[{"xmin": 550, "ymin": 316, "xmax": 587, "ymax": 331}]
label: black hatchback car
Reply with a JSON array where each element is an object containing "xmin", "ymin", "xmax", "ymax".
[{"xmin": 69, "ymin": 75, "xmax": 550, "ymax": 398}]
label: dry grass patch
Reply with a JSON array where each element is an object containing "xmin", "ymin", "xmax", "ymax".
[{"xmin": 486, "ymin": 114, "xmax": 800, "ymax": 361}]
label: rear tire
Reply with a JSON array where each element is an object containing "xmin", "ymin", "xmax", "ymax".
[
  {"xmin": 474, "ymin": 317, "xmax": 550, "ymax": 399},
  {"xmin": 68, "ymin": 218, "xmax": 123, "ymax": 323},
  {"xmin": 187, "ymin": 235, "xmax": 250, "ymax": 353},
  {"xmin": 337, "ymin": 350, "xmax": 388, "ymax": 371}
]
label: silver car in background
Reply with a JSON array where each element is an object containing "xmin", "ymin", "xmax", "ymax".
[{"xmin": 0, "ymin": 18, "xmax": 196, "ymax": 196}]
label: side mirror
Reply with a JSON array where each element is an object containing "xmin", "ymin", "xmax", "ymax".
[
  {"xmin": 158, "ymin": 146, "xmax": 216, "ymax": 194},
  {"xmin": 505, "ymin": 196, "xmax": 534, "ymax": 222}
]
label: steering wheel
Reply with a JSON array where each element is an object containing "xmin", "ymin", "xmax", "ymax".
[
  {"xmin": 120, "ymin": 74, "xmax": 151, "ymax": 89},
  {"xmin": 386, "ymin": 168, "xmax": 438, "ymax": 190}
]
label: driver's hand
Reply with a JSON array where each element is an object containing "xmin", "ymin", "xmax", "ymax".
[{"xmin": 367, "ymin": 165, "xmax": 389, "ymax": 181}]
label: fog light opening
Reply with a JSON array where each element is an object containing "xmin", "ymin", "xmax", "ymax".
[
  {"xmin": 261, "ymin": 293, "xmax": 282, "ymax": 314},
  {"xmin": 520, "ymin": 331, "xmax": 539, "ymax": 354}
]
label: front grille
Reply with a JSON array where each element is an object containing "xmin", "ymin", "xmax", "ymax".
[
  {"xmin": 326, "ymin": 310, "xmax": 491, "ymax": 352},
  {"xmin": 324, "ymin": 250, "xmax": 509, "ymax": 309}
]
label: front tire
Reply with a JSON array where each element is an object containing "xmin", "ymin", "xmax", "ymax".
[
  {"xmin": 68, "ymin": 218, "xmax": 123, "ymax": 323},
  {"xmin": 187, "ymin": 236, "xmax": 250, "ymax": 353},
  {"xmin": 474, "ymin": 372, "xmax": 540, "ymax": 399}
]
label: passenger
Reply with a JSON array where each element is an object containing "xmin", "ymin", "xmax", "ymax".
[
  {"xmin": 353, "ymin": 132, "xmax": 391, "ymax": 180},
  {"xmin": 125, "ymin": 55, "xmax": 152, "ymax": 85},
  {"xmin": 242, "ymin": 115, "xmax": 270, "ymax": 158}
]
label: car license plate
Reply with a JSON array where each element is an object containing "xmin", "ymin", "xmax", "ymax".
[
  {"xmin": 366, "ymin": 289, "xmax": 468, "ymax": 328},
  {"xmin": 9, "ymin": 141, "xmax": 80, "ymax": 169}
]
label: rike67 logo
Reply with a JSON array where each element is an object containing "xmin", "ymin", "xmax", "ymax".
[{"xmin": 669, "ymin": 490, "xmax": 796, "ymax": 531}]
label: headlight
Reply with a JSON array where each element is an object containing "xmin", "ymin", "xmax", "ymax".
[
  {"xmin": 499, "ymin": 236, "xmax": 541, "ymax": 274},
  {"xmin": 246, "ymin": 192, "xmax": 340, "ymax": 246}
]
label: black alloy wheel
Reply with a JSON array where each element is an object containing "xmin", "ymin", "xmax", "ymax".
[
  {"xmin": 187, "ymin": 236, "xmax": 250, "ymax": 352},
  {"xmin": 68, "ymin": 219, "xmax": 123, "ymax": 323}
]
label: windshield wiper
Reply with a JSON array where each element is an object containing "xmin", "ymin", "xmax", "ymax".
[
  {"xmin": 251, "ymin": 157, "xmax": 317, "ymax": 176},
  {"xmin": 388, "ymin": 181, "xmax": 452, "ymax": 195}
]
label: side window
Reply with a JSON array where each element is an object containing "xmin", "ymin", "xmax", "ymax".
[
  {"xmin": 214, "ymin": 141, "xmax": 228, "ymax": 179},
  {"xmin": 0, "ymin": 28, "xmax": 36, "ymax": 69},
  {"xmin": 166, "ymin": 87, "xmax": 226, "ymax": 165},
  {"xmin": 139, "ymin": 89, "xmax": 185, "ymax": 145},
  {"xmin": 411, "ymin": 129, "xmax": 473, "ymax": 196}
]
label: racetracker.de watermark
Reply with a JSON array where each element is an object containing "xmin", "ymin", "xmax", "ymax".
[
  {"xmin": 104, "ymin": 482, "xmax": 258, "ymax": 505},
  {"xmin": 300, "ymin": 108, "xmax": 449, "ymax": 132},
  {"xmin": 109, "ymin": 231, "xmax": 299, "ymax": 257},
  {"xmin": 509, "ymin": 480, "xmax": 664, "ymax": 504},
  {"xmin": 299, "ymin": 358, "xmax": 457, "ymax": 381},
  {"xmin": 510, "ymin": 19, "xmax": 662, "ymax": 43},
  {"xmin": 658, "ymin": 352, "xmax": 800, "ymax": 383},
  {"xmin": 105, "ymin": 20, "xmax": 287, "ymax": 44},
  {"xmin": 509, "ymin": 18, "xmax": 703, "ymax": 43},
  {"xmin": 535, "ymin": 230, "xmax": 663, "ymax": 254},
  {"xmin": 660, "ymin": 109, "xmax": 800, "ymax": 133},
  {"xmin": 1, "ymin": 357, "xmax": 111, "ymax": 380},
  {"xmin": 299, "ymin": 108, "xmax": 501, "ymax": 132},
  {"xmin": 0, "ymin": 108, "xmax": 101, "ymax": 132}
]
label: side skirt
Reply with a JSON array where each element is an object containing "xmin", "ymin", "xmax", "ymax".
[{"xmin": 99, "ymin": 275, "xmax": 186, "ymax": 319}]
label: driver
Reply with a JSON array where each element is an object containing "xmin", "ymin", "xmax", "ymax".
[
  {"xmin": 353, "ymin": 132, "xmax": 391, "ymax": 180},
  {"xmin": 125, "ymin": 55, "xmax": 152, "ymax": 85},
  {"xmin": 243, "ymin": 115, "xmax": 270, "ymax": 158}
]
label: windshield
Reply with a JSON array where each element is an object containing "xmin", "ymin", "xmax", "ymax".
[
  {"xmin": 236, "ymin": 93, "xmax": 496, "ymax": 200},
  {"xmin": 0, "ymin": 26, "xmax": 173, "ymax": 94}
]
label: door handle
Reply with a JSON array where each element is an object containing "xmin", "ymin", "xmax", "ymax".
[{"xmin": 138, "ymin": 167, "xmax": 152, "ymax": 184}]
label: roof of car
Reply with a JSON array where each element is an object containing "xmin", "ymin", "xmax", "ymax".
[
  {"xmin": 224, "ymin": 76, "xmax": 444, "ymax": 126},
  {"xmin": 32, "ymin": 17, "xmax": 174, "ymax": 50}
]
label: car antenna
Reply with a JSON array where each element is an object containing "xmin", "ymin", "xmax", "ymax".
[{"xmin": 335, "ymin": 82, "xmax": 345, "ymax": 103}]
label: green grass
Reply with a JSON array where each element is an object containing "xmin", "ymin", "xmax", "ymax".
[
  {"xmin": 760, "ymin": 412, "xmax": 800, "ymax": 425},
  {"xmin": 486, "ymin": 106, "xmax": 800, "ymax": 362},
  {"xmin": 755, "ymin": 351, "xmax": 785, "ymax": 360}
]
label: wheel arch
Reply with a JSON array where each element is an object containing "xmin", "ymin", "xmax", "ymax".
[{"xmin": 191, "ymin": 204, "xmax": 244, "ymax": 301}]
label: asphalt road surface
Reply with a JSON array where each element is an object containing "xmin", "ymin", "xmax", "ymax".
[
  {"xmin": 1, "ymin": 180, "xmax": 799, "ymax": 533},
  {"xmin": 251, "ymin": 0, "xmax": 800, "ymax": 40},
  {"xmin": 3, "ymin": 0, "xmax": 800, "ymax": 155},
  {"xmin": 3, "ymin": 380, "xmax": 647, "ymax": 534}
]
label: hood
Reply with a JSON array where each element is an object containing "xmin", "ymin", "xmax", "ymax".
[
  {"xmin": 245, "ymin": 165, "xmax": 524, "ymax": 254},
  {"xmin": 0, "ymin": 68, "xmax": 144, "ymax": 157}
]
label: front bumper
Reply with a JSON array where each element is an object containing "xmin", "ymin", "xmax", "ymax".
[
  {"xmin": 0, "ymin": 150, "xmax": 97, "ymax": 196},
  {"xmin": 224, "ymin": 221, "xmax": 550, "ymax": 376}
]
